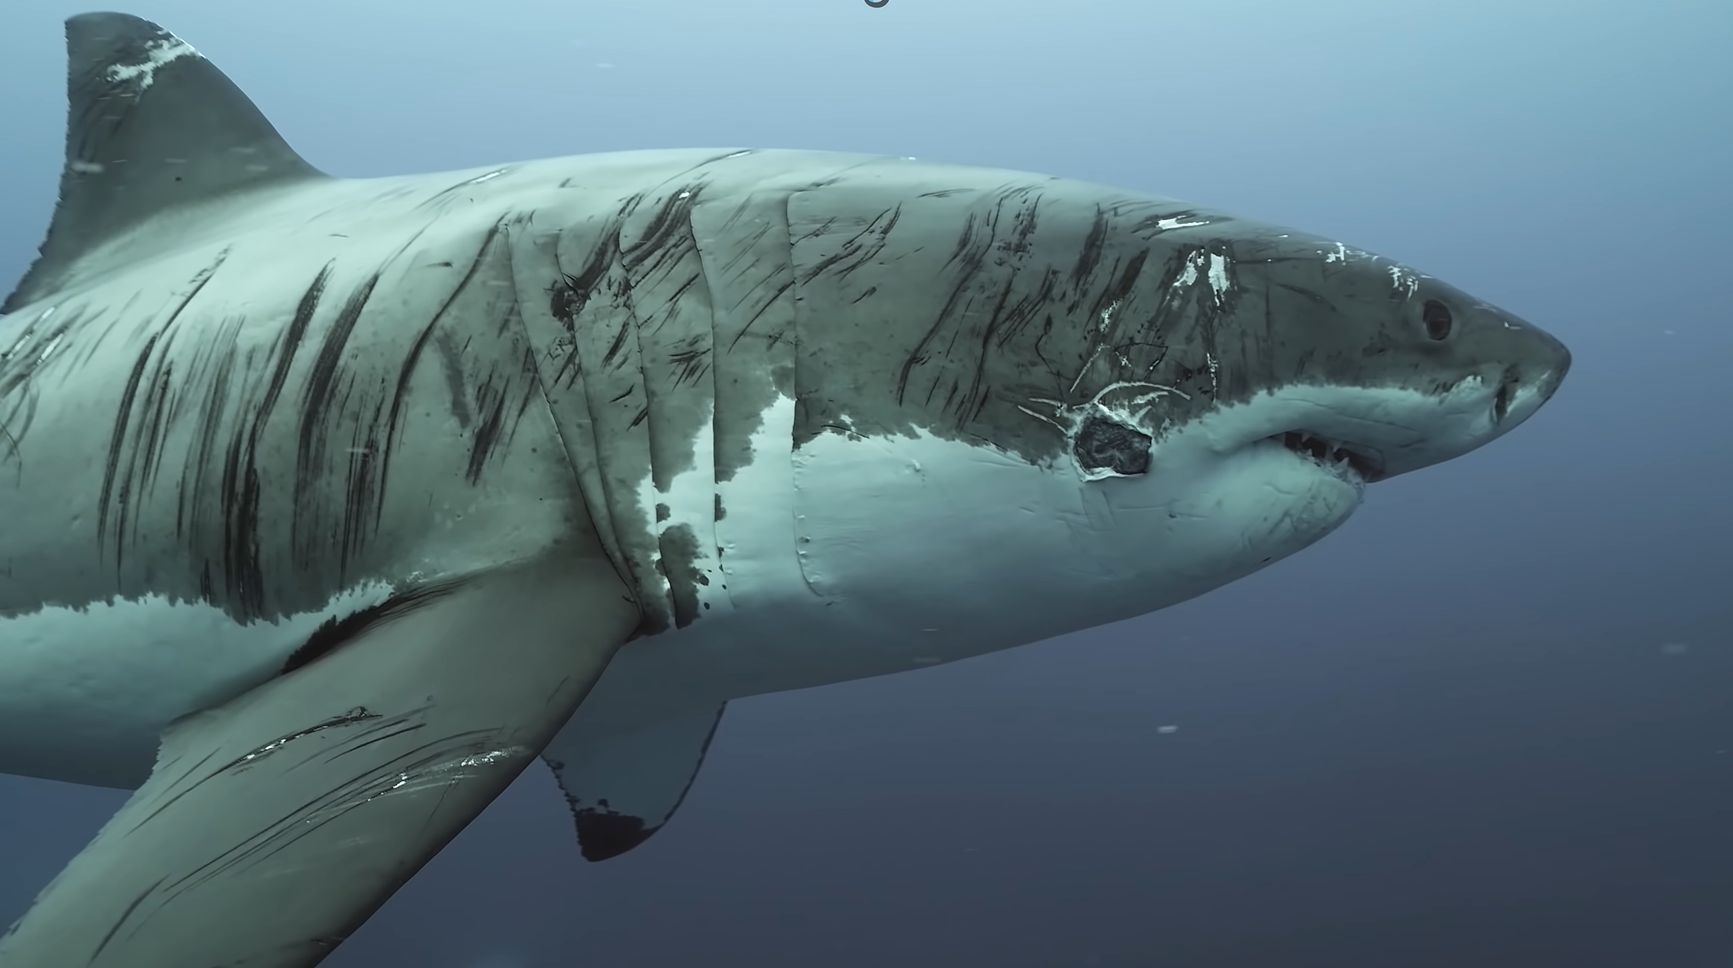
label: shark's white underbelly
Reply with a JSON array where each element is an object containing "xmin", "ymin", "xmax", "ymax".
[
  {"xmin": 0, "ymin": 576, "xmax": 1000, "ymax": 790},
  {"xmin": 0, "ymin": 587, "xmax": 395, "ymax": 786}
]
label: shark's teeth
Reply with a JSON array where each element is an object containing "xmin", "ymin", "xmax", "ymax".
[{"xmin": 1277, "ymin": 431, "xmax": 1382, "ymax": 482}]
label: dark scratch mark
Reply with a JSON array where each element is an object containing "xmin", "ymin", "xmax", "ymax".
[
  {"xmin": 220, "ymin": 267, "xmax": 332, "ymax": 619},
  {"xmin": 434, "ymin": 329, "xmax": 475, "ymax": 428},
  {"xmin": 293, "ymin": 272, "xmax": 380, "ymax": 573},
  {"xmin": 97, "ymin": 250, "xmax": 228, "ymax": 567},
  {"xmin": 283, "ymin": 579, "xmax": 463, "ymax": 674},
  {"xmin": 150, "ymin": 729, "xmax": 504, "ymax": 914},
  {"xmin": 379, "ymin": 217, "xmax": 508, "ymax": 515},
  {"xmin": 466, "ymin": 373, "xmax": 509, "ymax": 484},
  {"xmin": 328, "ymin": 721, "xmax": 427, "ymax": 761},
  {"xmin": 85, "ymin": 875, "xmax": 165, "ymax": 965},
  {"xmin": 217, "ymin": 708, "xmax": 385, "ymax": 775}
]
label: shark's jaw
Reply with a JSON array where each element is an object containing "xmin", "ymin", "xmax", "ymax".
[{"xmin": 1187, "ymin": 364, "xmax": 1567, "ymax": 490}]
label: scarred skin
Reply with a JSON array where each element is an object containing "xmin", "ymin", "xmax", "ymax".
[{"xmin": 1, "ymin": 148, "xmax": 1567, "ymax": 627}]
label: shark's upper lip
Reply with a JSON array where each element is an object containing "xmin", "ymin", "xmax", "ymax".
[{"xmin": 1269, "ymin": 430, "xmax": 1387, "ymax": 483}]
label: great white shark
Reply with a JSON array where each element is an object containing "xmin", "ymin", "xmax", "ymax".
[{"xmin": 0, "ymin": 12, "xmax": 1570, "ymax": 967}]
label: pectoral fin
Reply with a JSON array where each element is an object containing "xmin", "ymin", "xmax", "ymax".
[
  {"xmin": 0, "ymin": 553, "xmax": 639, "ymax": 968},
  {"xmin": 544, "ymin": 703, "xmax": 726, "ymax": 861}
]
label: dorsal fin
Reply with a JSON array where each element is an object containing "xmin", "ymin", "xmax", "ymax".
[{"xmin": 2, "ymin": 13, "xmax": 325, "ymax": 314}]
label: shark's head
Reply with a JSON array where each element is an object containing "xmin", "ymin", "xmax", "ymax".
[
  {"xmin": 776, "ymin": 166, "xmax": 1570, "ymax": 646},
  {"xmin": 1048, "ymin": 233, "xmax": 1573, "ymax": 608}
]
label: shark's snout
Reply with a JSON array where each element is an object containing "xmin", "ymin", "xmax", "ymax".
[
  {"xmin": 1490, "ymin": 318, "xmax": 1572, "ymax": 433},
  {"xmin": 1532, "ymin": 329, "xmax": 1572, "ymax": 402}
]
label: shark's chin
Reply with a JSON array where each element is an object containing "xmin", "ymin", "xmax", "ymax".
[
  {"xmin": 1194, "ymin": 440, "xmax": 1366, "ymax": 564},
  {"xmin": 1078, "ymin": 439, "xmax": 1363, "ymax": 617}
]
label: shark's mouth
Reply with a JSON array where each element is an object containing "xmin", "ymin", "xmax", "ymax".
[{"xmin": 1272, "ymin": 431, "xmax": 1386, "ymax": 483}]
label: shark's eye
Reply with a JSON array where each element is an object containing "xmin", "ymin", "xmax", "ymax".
[
  {"xmin": 1074, "ymin": 415, "xmax": 1152, "ymax": 476},
  {"xmin": 1422, "ymin": 299, "xmax": 1454, "ymax": 341}
]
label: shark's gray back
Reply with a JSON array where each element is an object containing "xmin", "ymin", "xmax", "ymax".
[
  {"xmin": 0, "ymin": 168, "xmax": 592, "ymax": 622},
  {"xmin": 0, "ymin": 145, "xmax": 1045, "ymax": 626}
]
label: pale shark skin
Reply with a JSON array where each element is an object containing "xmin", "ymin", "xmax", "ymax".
[{"xmin": 0, "ymin": 12, "xmax": 1570, "ymax": 964}]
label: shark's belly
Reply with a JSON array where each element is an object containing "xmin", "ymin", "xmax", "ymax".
[
  {"xmin": 0, "ymin": 546, "xmax": 903, "ymax": 794},
  {"xmin": 0, "ymin": 586, "xmax": 952, "ymax": 791},
  {"xmin": 0, "ymin": 587, "xmax": 396, "ymax": 787},
  {"xmin": 592, "ymin": 596, "xmax": 989, "ymax": 718},
  {"xmin": 574, "ymin": 415, "xmax": 1138, "ymax": 729}
]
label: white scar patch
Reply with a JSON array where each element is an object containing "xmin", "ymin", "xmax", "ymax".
[
  {"xmin": 1318, "ymin": 242, "xmax": 1430, "ymax": 296},
  {"xmin": 1153, "ymin": 215, "xmax": 1212, "ymax": 231},
  {"xmin": 1387, "ymin": 263, "xmax": 1422, "ymax": 296},
  {"xmin": 106, "ymin": 36, "xmax": 198, "ymax": 92},
  {"xmin": 1170, "ymin": 248, "xmax": 1235, "ymax": 304},
  {"xmin": 644, "ymin": 409, "xmax": 731, "ymax": 619},
  {"xmin": 1207, "ymin": 251, "xmax": 1233, "ymax": 303},
  {"xmin": 1173, "ymin": 250, "xmax": 1203, "ymax": 287}
]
